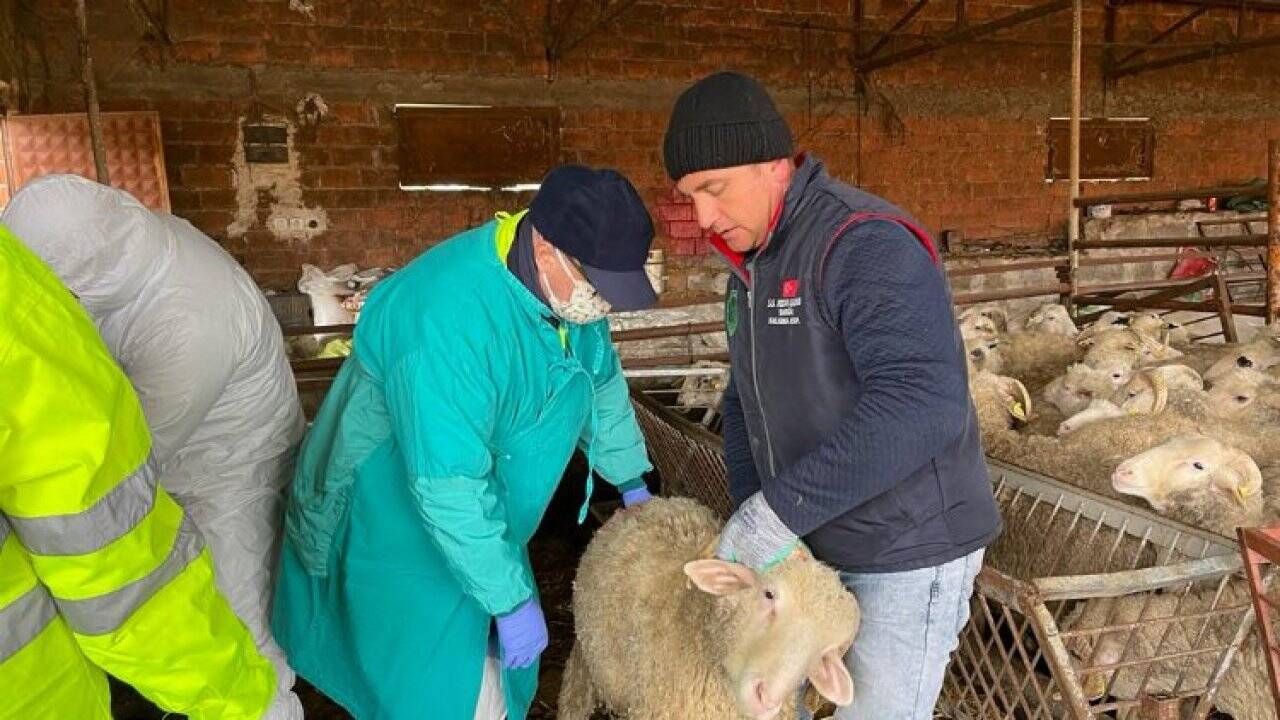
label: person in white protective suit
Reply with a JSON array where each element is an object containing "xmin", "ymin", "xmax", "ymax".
[{"xmin": 2, "ymin": 174, "xmax": 307, "ymax": 718}]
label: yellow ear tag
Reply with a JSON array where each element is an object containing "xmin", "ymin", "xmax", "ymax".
[
  {"xmin": 1234, "ymin": 485, "xmax": 1253, "ymax": 506},
  {"xmin": 1009, "ymin": 402, "xmax": 1027, "ymax": 422}
]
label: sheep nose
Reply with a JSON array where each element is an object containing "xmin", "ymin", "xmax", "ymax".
[
  {"xmin": 749, "ymin": 678, "xmax": 778, "ymax": 711},
  {"xmin": 1112, "ymin": 465, "xmax": 1135, "ymax": 486}
]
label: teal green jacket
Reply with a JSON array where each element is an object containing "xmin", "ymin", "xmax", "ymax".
[{"xmin": 273, "ymin": 212, "xmax": 652, "ymax": 719}]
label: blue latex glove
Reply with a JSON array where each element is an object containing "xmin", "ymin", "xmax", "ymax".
[
  {"xmin": 621, "ymin": 486, "xmax": 653, "ymax": 507},
  {"xmin": 715, "ymin": 491, "xmax": 799, "ymax": 572},
  {"xmin": 494, "ymin": 597, "xmax": 548, "ymax": 670}
]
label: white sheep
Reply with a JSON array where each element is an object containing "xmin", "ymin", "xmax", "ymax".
[
  {"xmin": 1043, "ymin": 363, "xmax": 1129, "ymax": 417},
  {"xmin": 996, "ymin": 330, "xmax": 1082, "ymax": 391},
  {"xmin": 959, "ymin": 312, "xmax": 999, "ymax": 342},
  {"xmin": 969, "ymin": 370, "xmax": 1032, "ymax": 438},
  {"xmin": 1204, "ymin": 334, "xmax": 1280, "ymax": 382},
  {"xmin": 959, "ymin": 304, "xmax": 1009, "ymax": 333},
  {"xmin": 559, "ymin": 497, "xmax": 858, "ymax": 720},
  {"xmin": 1204, "ymin": 367, "xmax": 1280, "ymax": 423},
  {"xmin": 1058, "ymin": 438, "xmax": 1273, "ymax": 719},
  {"xmin": 964, "ymin": 336, "xmax": 1004, "ymax": 374},
  {"xmin": 1022, "ymin": 303, "xmax": 1079, "ymax": 337},
  {"xmin": 1111, "ymin": 435, "xmax": 1265, "ymax": 527}
]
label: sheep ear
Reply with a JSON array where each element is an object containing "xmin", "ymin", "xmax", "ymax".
[
  {"xmin": 1215, "ymin": 451, "xmax": 1263, "ymax": 506},
  {"xmin": 808, "ymin": 648, "xmax": 855, "ymax": 707},
  {"xmin": 683, "ymin": 559, "xmax": 757, "ymax": 596},
  {"xmin": 998, "ymin": 377, "xmax": 1032, "ymax": 423}
]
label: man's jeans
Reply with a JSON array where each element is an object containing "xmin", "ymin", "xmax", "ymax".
[{"xmin": 804, "ymin": 548, "xmax": 985, "ymax": 720}]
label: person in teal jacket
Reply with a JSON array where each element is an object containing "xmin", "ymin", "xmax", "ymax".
[{"xmin": 273, "ymin": 165, "xmax": 660, "ymax": 720}]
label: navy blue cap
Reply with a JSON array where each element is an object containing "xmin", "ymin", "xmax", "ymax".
[{"xmin": 529, "ymin": 164, "xmax": 658, "ymax": 311}]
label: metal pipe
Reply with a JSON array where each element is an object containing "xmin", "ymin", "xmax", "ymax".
[
  {"xmin": 1116, "ymin": 0, "xmax": 1280, "ymax": 12},
  {"xmin": 75, "ymin": 0, "xmax": 109, "ymax": 184},
  {"xmin": 953, "ymin": 283, "xmax": 1072, "ymax": 304},
  {"xmin": 611, "ymin": 321, "xmax": 723, "ymax": 342},
  {"xmin": 1268, "ymin": 139, "xmax": 1280, "ymax": 324},
  {"xmin": 1075, "ymin": 185, "xmax": 1268, "ymax": 206},
  {"xmin": 1075, "ymin": 235, "xmax": 1266, "ymax": 249},
  {"xmin": 1068, "ymin": 0, "xmax": 1083, "ymax": 303}
]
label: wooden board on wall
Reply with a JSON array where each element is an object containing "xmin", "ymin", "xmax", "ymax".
[
  {"xmin": 1046, "ymin": 118, "xmax": 1155, "ymax": 182},
  {"xmin": 395, "ymin": 105, "xmax": 560, "ymax": 188},
  {"xmin": 2, "ymin": 111, "xmax": 171, "ymax": 211}
]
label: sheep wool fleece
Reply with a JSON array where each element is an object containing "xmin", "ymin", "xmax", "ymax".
[
  {"xmin": 274, "ymin": 212, "xmax": 653, "ymax": 720},
  {"xmin": 0, "ymin": 175, "xmax": 306, "ymax": 703}
]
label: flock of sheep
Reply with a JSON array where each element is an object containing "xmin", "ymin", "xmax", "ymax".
[
  {"xmin": 552, "ymin": 302, "xmax": 1280, "ymax": 720},
  {"xmin": 962, "ymin": 301, "xmax": 1280, "ymax": 719}
]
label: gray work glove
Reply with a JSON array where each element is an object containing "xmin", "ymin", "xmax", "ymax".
[{"xmin": 715, "ymin": 491, "xmax": 800, "ymax": 572}]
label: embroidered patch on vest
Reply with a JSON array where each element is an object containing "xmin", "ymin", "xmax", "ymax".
[
  {"xmin": 725, "ymin": 286, "xmax": 740, "ymax": 337},
  {"xmin": 766, "ymin": 290, "xmax": 802, "ymax": 326}
]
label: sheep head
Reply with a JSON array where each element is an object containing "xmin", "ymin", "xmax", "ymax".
[
  {"xmin": 1024, "ymin": 303, "xmax": 1079, "ymax": 337},
  {"xmin": 1111, "ymin": 435, "xmax": 1263, "ymax": 511},
  {"xmin": 1204, "ymin": 343, "xmax": 1280, "ymax": 382},
  {"xmin": 1204, "ymin": 367, "xmax": 1273, "ymax": 421},
  {"xmin": 959, "ymin": 312, "xmax": 999, "ymax": 341},
  {"xmin": 1044, "ymin": 363, "xmax": 1122, "ymax": 416},
  {"xmin": 1082, "ymin": 348, "xmax": 1138, "ymax": 389},
  {"xmin": 684, "ymin": 547, "xmax": 859, "ymax": 719},
  {"xmin": 1127, "ymin": 312, "xmax": 1165, "ymax": 338},
  {"xmin": 964, "ymin": 336, "xmax": 1004, "ymax": 375},
  {"xmin": 1115, "ymin": 368, "xmax": 1173, "ymax": 415}
]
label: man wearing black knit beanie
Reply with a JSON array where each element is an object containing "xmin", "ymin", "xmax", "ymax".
[{"xmin": 664, "ymin": 70, "xmax": 1001, "ymax": 720}]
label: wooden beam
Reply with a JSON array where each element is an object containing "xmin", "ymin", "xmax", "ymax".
[
  {"xmin": 123, "ymin": 0, "xmax": 173, "ymax": 44},
  {"xmin": 1269, "ymin": 139, "xmax": 1280, "ymax": 324},
  {"xmin": 1214, "ymin": 271, "xmax": 1240, "ymax": 342},
  {"xmin": 856, "ymin": 0, "xmax": 1073, "ymax": 72},
  {"xmin": 74, "ymin": 0, "xmax": 108, "ymax": 185}
]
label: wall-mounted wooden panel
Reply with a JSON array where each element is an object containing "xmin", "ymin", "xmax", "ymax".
[
  {"xmin": 1046, "ymin": 118, "xmax": 1155, "ymax": 182},
  {"xmin": 396, "ymin": 105, "xmax": 560, "ymax": 188}
]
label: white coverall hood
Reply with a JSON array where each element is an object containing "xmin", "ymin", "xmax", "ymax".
[
  {"xmin": 3, "ymin": 174, "xmax": 172, "ymax": 315},
  {"xmin": 1, "ymin": 174, "xmax": 305, "ymax": 719}
]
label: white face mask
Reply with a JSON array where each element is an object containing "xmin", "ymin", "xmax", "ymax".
[{"xmin": 539, "ymin": 249, "xmax": 612, "ymax": 325}]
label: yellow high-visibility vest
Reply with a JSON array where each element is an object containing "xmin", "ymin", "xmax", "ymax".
[{"xmin": 0, "ymin": 224, "xmax": 276, "ymax": 719}]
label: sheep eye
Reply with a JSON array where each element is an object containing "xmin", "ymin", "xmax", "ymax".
[
  {"xmin": 1192, "ymin": 461, "xmax": 1205, "ymax": 470},
  {"xmin": 763, "ymin": 590, "xmax": 776, "ymax": 601},
  {"xmin": 1238, "ymin": 357, "xmax": 1253, "ymax": 368},
  {"xmin": 1236, "ymin": 395, "xmax": 1249, "ymax": 403}
]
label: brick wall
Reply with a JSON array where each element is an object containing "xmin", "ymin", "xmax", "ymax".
[{"xmin": 16, "ymin": 0, "xmax": 1280, "ymax": 301}]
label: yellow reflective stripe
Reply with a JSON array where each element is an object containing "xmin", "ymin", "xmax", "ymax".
[
  {"xmin": 7, "ymin": 458, "xmax": 158, "ymax": 556},
  {"xmin": 28, "ymin": 490, "xmax": 183, "ymax": 601},
  {"xmin": 74, "ymin": 548, "xmax": 275, "ymax": 720},
  {"xmin": 57, "ymin": 513, "xmax": 202, "ymax": 636},
  {"xmin": 0, "ymin": 584, "xmax": 56, "ymax": 662},
  {"xmin": 0, "ymin": 532, "xmax": 39, "ymax": 609},
  {"xmin": 0, "ymin": 614, "xmax": 111, "ymax": 720},
  {"xmin": 493, "ymin": 208, "xmax": 529, "ymax": 262}
]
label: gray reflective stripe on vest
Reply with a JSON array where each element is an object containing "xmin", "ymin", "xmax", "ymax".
[
  {"xmin": 56, "ymin": 513, "xmax": 203, "ymax": 636},
  {"xmin": 0, "ymin": 516, "xmax": 10, "ymax": 546},
  {"xmin": 0, "ymin": 585, "xmax": 58, "ymax": 663},
  {"xmin": 6, "ymin": 458, "xmax": 158, "ymax": 556}
]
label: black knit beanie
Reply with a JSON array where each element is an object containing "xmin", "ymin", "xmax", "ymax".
[{"xmin": 663, "ymin": 71, "xmax": 794, "ymax": 182}]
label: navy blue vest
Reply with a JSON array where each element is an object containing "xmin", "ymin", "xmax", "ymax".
[{"xmin": 721, "ymin": 155, "xmax": 1000, "ymax": 572}]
